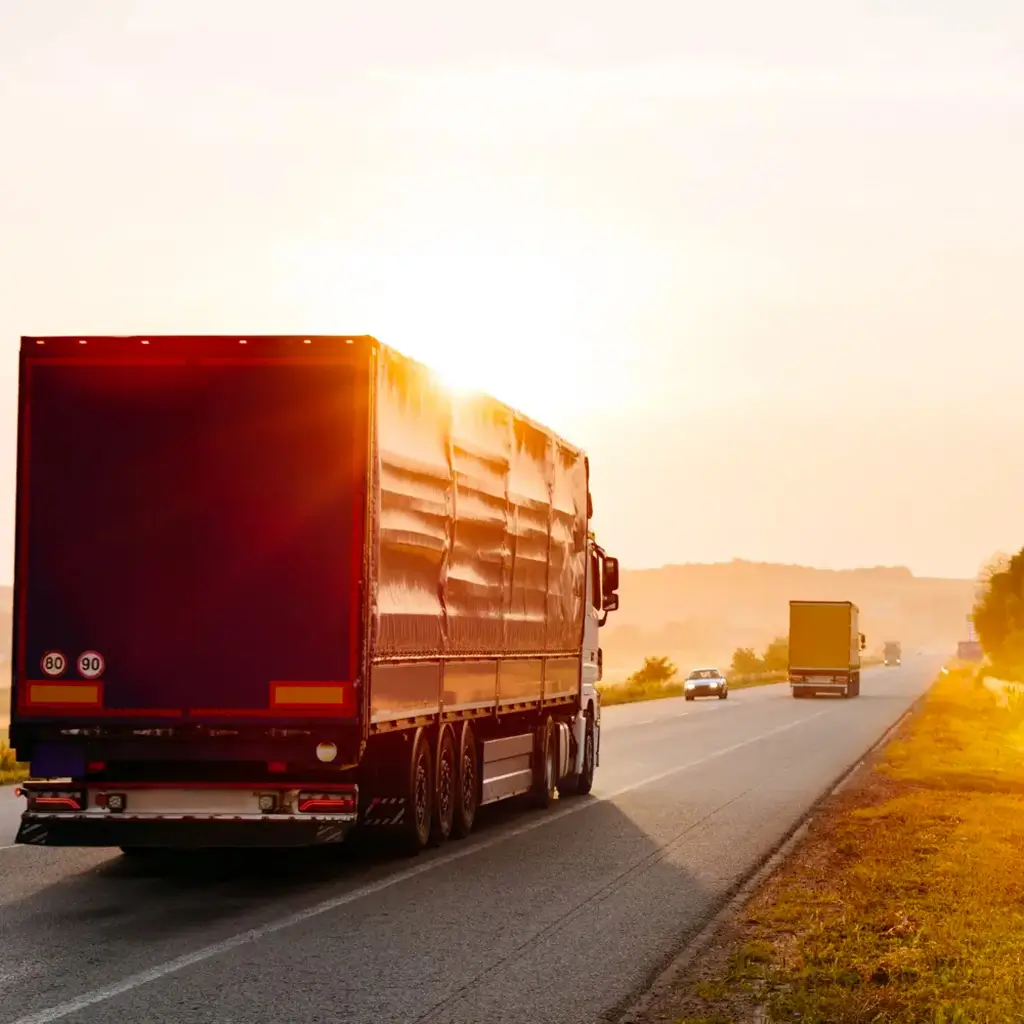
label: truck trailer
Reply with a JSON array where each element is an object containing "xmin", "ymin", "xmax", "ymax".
[
  {"xmin": 788, "ymin": 600, "xmax": 866, "ymax": 699},
  {"xmin": 9, "ymin": 335, "xmax": 620, "ymax": 853}
]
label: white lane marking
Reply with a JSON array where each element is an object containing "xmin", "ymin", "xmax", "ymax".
[
  {"xmin": 3, "ymin": 709, "xmax": 831, "ymax": 1024},
  {"xmin": 627, "ymin": 712, "xmax": 690, "ymax": 727}
]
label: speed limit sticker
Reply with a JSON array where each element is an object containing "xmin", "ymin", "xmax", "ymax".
[
  {"xmin": 40, "ymin": 651, "xmax": 67, "ymax": 677},
  {"xmin": 77, "ymin": 651, "xmax": 105, "ymax": 679}
]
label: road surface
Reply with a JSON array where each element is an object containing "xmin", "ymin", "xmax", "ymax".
[{"xmin": 0, "ymin": 659, "xmax": 937, "ymax": 1024}]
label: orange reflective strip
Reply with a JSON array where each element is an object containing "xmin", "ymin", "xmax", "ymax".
[
  {"xmin": 27, "ymin": 682, "xmax": 102, "ymax": 707},
  {"xmin": 270, "ymin": 683, "xmax": 347, "ymax": 707}
]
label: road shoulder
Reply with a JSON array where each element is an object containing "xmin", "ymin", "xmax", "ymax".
[{"xmin": 626, "ymin": 667, "xmax": 1023, "ymax": 1024}]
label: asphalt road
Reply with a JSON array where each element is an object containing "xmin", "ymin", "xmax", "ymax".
[{"xmin": 0, "ymin": 659, "xmax": 938, "ymax": 1024}]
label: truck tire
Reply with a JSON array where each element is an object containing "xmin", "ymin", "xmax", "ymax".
[
  {"xmin": 575, "ymin": 714, "xmax": 596, "ymax": 796},
  {"xmin": 451, "ymin": 722, "xmax": 478, "ymax": 839},
  {"xmin": 532, "ymin": 717, "xmax": 556, "ymax": 809},
  {"xmin": 430, "ymin": 726, "xmax": 456, "ymax": 846},
  {"xmin": 558, "ymin": 713, "xmax": 596, "ymax": 798},
  {"xmin": 402, "ymin": 728, "xmax": 433, "ymax": 854}
]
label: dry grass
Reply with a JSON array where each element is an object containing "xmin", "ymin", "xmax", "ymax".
[
  {"xmin": 637, "ymin": 667, "xmax": 1024, "ymax": 1023},
  {"xmin": 0, "ymin": 741, "xmax": 28, "ymax": 786}
]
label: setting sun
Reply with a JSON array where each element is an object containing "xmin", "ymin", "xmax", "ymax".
[{"xmin": 278, "ymin": 213, "xmax": 669, "ymax": 433}]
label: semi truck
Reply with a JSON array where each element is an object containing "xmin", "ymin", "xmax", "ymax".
[
  {"xmin": 788, "ymin": 600, "xmax": 866, "ymax": 699},
  {"xmin": 883, "ymin": 641, "xmax": 902, "ymax": 666},
  {"xmin": 9, "ymin": 335, "xmax": 620, "ymax": 854}
]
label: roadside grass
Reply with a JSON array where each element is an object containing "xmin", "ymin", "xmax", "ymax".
[
  {"xmin": 639, "ymin": 666, "xmax": 1024, "ymax": 1023},
  {"xmin": 1, "ymin": 741, "xmax": 28, "ymax": 786}
]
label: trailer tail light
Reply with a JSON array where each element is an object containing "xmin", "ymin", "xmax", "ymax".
[
  {"xmin": 267, "ymin": 761, "xmax": 287, "ymax": 774},
  {"xmin": 26, "ymin": 790, "xmax": 85, "ymax": 812},
  {"xmin": 88, "ymin": 761, "xmax": 106, "ymax": 773},
  {"xmin": 297, "ymin": 790, "xmax": 356, "ymax": 814}
]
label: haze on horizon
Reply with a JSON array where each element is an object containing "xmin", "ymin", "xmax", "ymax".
[{"xmin": 1, "ymin": 0, "xmax": 1022, "ymax": 582}]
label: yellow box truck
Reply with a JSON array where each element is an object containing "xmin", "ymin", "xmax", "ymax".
[{"xmin": 788, "ymin": 600, "xmax": 866, "ymax": 699}]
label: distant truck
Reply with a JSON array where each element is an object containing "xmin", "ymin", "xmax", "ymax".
[
  {"xmin": 9, "ymin": 335, "xmax": 621, "ymax": 854},
  {"xmin": 956, "ymin": 640, "xmax": 984, "ymax": 662},
  {"xmin": 883, "ymin": 641, "xmax": 902, "ymax": 667},
  {"xmin": 788, "ymin": 600, "xmax": 866, "ymax": 699}
]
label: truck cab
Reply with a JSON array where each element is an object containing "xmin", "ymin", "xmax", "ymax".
[
  {"xmin": 581, "ymin": 537, "xmax": 619, "ymax": 771},
  {"xmin": 883, "ymin": 641, "xmax": 902, "ymax": 667}
]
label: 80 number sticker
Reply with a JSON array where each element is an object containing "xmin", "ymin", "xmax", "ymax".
[
  {"xmin": 40, "ymin": 651, "xmax": 67, "ymax": 677},
  {"xmin": 77, "ymin": 651, "xmax": 105, "ymax": 679}
]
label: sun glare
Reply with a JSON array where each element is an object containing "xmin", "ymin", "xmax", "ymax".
[{"xmin": 282, "ymin": 217, "xmax": 664, "ymax": 434}]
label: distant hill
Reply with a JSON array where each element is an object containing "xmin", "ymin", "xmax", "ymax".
[{"xmin": 602, "ymin": 560, "xmax": 974, "ymax": 681}]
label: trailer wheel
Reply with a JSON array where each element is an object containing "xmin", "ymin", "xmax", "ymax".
[
  {"xmin": 532, "ymin": 717, "xmax": 556, "ymax": 809},
  {"xmin": 403, "ymin": 728, "xmax": 433, "ymax": 854},
  {"xmin": 452, "ymin": 722, "xmax": 478, "ymax": 839},
  {"xmin": 430, "ymin": 726, "xmax": 456, "ymax": 846}
]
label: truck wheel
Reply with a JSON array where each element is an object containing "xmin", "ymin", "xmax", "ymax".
[
  {"xmin": 575, "ymin": 714, "xmax": 595, "ymax": 796},
  {"xmin": 403, "ymin": 728, "xmax": 433, "ymax": 854},
  {"xmin": 532, "ymin": 717, "xmax": 556, "ymax": 809},
  {"xmin": 430, "ymin": 726, "xmax": 456, "ymax": 846},
  {"xmin": 451, "ymin": 723, "xmax": 478, "ymax": 839}
]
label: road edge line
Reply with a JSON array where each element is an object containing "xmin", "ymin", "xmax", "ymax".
[{"xmin": 616, "ymin": 691, "xmax": 928, "ymax": 1024}]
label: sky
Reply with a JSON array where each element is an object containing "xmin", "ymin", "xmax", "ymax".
[{"xmin": 1, "ymin": 0, "xmax": 1023, "ymax": 580}]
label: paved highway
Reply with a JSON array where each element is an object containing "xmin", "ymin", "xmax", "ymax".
[{"xmin": 0, "ymin": 660, "xmax": 937, "ymax": 1024}]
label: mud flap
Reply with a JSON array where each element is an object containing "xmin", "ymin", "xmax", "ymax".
[{"xmin": 361, "ymin": 796, "xmax": 408, "ymax": 827}]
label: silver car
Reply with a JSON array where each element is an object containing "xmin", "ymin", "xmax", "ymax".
[{"xmin": 684, "ymin": 667, "xmax": 728, "ymax": 700}]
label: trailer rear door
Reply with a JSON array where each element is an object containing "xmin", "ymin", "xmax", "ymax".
[
  {"xmin": 789, "ymin": 601, "xmax": 853, "ymax": 672},
  {"xmin": 15, "ymin": 337, "xmax": 369, "ymax": 724}
]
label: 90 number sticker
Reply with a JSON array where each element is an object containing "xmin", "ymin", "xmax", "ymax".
[
  {"xmin": 77, "ymin": 651, "xmax": 105, "ymax": 679},
  {"xmin": 40, "ymin": 651, "xmax": 67, "ymax": 677}
]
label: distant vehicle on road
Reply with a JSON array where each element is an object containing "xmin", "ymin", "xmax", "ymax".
[
  {"xmin": 883, "ymin": 641, "xmax": 902, "ymax": 666},
  {"xmin": 957, "ymin": 640, "xmax": 983, "ymax": 662},
  {"xmin": 684, "ymin": 668, "xmax": 728, "ymax": 701},
  {"xmin": 788, "ymin": 600, "xmax": 866, "ymax": 699}
]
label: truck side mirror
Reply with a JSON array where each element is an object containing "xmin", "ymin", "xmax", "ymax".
[
  {"xmin": 603, "ymin": 592, "xmax": 619, "ymax": 614},
  {"xmin": 859, "ymin": 633, "xmax": 866, "ymax": 651},
  {"xmin": 602, "ymin": 556, "xmax": 619, "ymax": 597}
]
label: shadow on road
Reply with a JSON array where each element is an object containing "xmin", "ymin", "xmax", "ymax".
[{"xmin": 0, "ymin": 792, "xmax": 721, "ymax": 1024}]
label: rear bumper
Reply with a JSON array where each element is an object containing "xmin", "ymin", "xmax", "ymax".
[
  {"xmin": 790, "ymin": 673, "xmax": 854, "ymax": 693},
  {"xmin": 16, "ymin": 814, "xmax": 355, "ymax": 849},
  {"xmin": 13, "ymin": 780, "xmax": 358, "ymax": 849}
]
